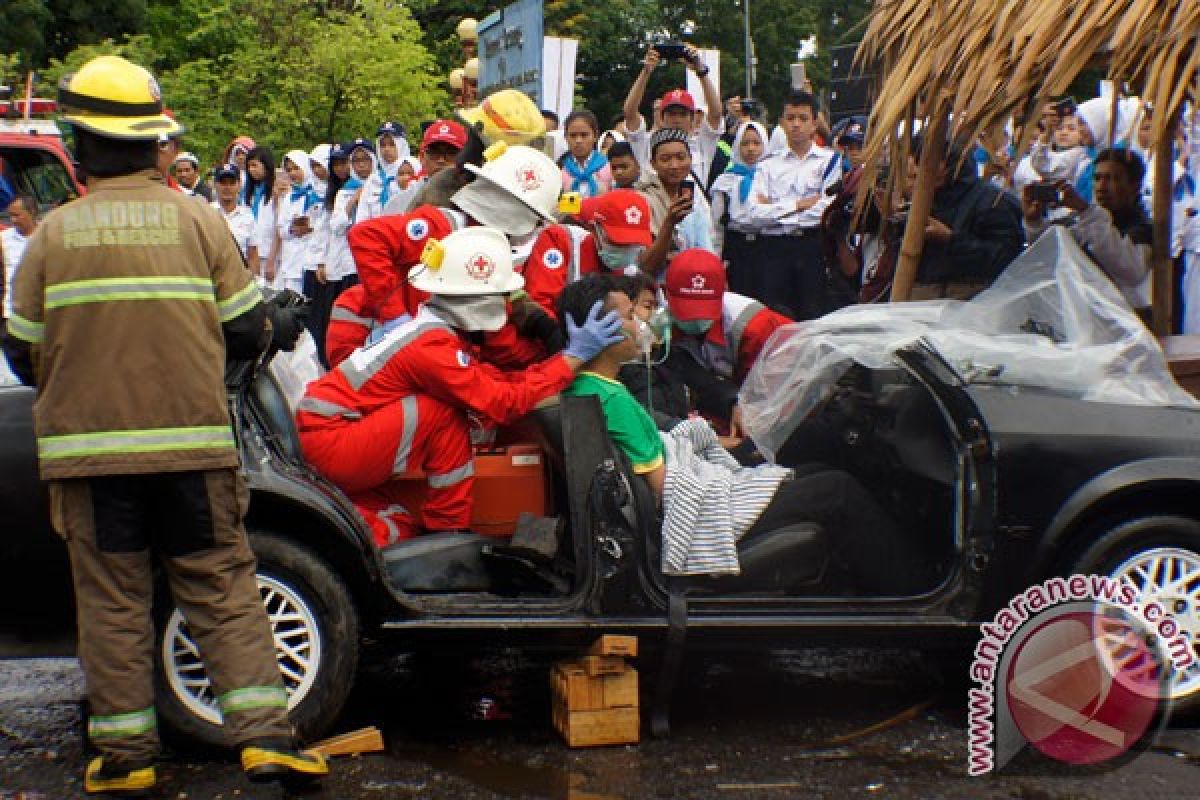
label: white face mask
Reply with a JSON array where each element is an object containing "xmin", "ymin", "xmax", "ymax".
[{"xmin": 426, "ymin": 294, "xmax": 508, "ymax": 332}]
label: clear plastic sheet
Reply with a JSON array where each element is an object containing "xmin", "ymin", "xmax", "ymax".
[{"xmin": 741, "ymin": 226, "xmax": 1197, "ymax": 462}]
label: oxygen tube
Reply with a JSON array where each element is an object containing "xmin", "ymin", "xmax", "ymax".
[{"xmin": 630, "ymin": 306, "xmax": 673, "ymax": 415}]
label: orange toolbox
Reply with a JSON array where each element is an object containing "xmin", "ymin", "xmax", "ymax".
[{"xmin": 389, "ymin": 443, "xmax": 550, "ymax": 537}]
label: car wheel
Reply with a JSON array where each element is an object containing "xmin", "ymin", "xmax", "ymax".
[
  {"xmin": 1070, "ymin": 514, "xmax": 1200, "ymax": 714},
  {"xmin": 154, "ymin": 529, "xmax": 360, "ymax": 748}
]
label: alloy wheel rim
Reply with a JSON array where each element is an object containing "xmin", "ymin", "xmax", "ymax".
[
  {"xmin": 1106, "ymin": 546, "xmax": 1200, "ymax": 701},
  {"xmin": 162, "ymin": 574, "xmax": 322, "ymax": 725}
]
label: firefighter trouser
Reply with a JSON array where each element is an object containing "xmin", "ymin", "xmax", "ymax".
[
  {"xmin": 48, "ymin": 469, "xmax": 290, "ymax": 766},
  {"xmin": 298, "ymin": 394, "xmax": 475, "ymax": 546}
]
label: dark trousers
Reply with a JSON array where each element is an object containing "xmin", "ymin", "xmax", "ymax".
[
  {"xmin": 743, "ymin": 468, "xmax": 935, "ymax": 594},
  {"xmin": 759, "ymin": 232, "xmax": 826, "ymax": 320},
  {"xmin": 303, "ymin": 272, "xmax": 359, "ymax": 369},
  {"xmin": 49, "ymin": 469, "xmax": 290, "ymax": 765},
  {"xmin": 721, "ymin": 230, "xmax": 763, "ymax": 300}
]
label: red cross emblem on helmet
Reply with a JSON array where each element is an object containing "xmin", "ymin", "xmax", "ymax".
[
  {"xmin": 624, "ymin": 205, "xmax": 643, "ymax": 225},
  {"xmin": 517, "ymin": 165, "xmax": 543, "ymax": 191},
  {"xmin": 691, "ymin": 275, "xmax": 706, "ymax": 290},
  {"xmin": 439, "ymin": 123, "xmax": 450, "ymax": 134},
  {"xmin": 465, "ymin": 252, "xmax": 497, "ymax": 281}
]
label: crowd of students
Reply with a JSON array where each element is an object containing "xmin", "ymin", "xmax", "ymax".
[{"xmin": 145, "ymin": 57, "xmax": 1200, "ymax": 556}]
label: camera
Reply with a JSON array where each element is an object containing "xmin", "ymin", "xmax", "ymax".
[
  {"xmin": 653, "ymin": 41, "xmax": 688, "ymax": 61},
  {"xmin": 1028, "ymin": 181, "xmax": 1059, "ymax": 205},
  {"xmin": 740, "ymin": 99, "xmax": 760, "ymax": 116},
  {"xmin": 679, "ymin": 179, "xmax": 695, "ymax": 204},
  {"xmin": 1052, "ymin": 96, "xmax": 1076, "ymax": 117}
]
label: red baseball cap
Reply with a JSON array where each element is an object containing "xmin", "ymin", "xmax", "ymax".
[
  {"xmin": 578, "ymin": 189, "xmax": 653, "ymax": 247},
  {"xmin": 422, "ymin": 119, "xmax": 467, "ymax": 150},
  {"xmin": 660, "ymin": 89, "xmax": 696, "ymax": 112},
  {"xmin": 665, "ymin": 249, "xmax": 726, "ymax": 332}
]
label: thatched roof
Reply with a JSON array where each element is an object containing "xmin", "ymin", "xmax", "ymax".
[{"xmin": 856, "ymin": 0, "xmax": 1200, "ymax": 178}]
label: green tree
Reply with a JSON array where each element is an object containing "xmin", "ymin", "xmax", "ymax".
[
  {"xmin": 0, "ymin": 0, "xmax": 54, "ymax": 71},
  {"xmin": 43, "ymin": 0, "xmax": 148, "ymax": 62},
  {"xmin": 41, "ymin": 0, "xmax": 447, "ymax": 166}
]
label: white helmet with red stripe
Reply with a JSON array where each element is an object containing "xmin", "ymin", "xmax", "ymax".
[
  {"xmin": 408, "ymin": 227, "xmax": 525, "ymax": 296},
  {"xmin": 464, "ymin": 142, "xmax": 562, "ymax": 221}
]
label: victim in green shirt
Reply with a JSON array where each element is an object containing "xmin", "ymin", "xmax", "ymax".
[{"xmin": 562, "ymin": 371, "xmax": 665, "ymax": 474}]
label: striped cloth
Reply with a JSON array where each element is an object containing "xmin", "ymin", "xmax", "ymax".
[{"xmin": 659, "ymin": 419, "xmax": 792, "ymax": 576}]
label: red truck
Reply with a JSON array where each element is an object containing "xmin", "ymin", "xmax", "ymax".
[{"xmin": 0, "ymin": 94, "xmax": 85, "ymax": 222}]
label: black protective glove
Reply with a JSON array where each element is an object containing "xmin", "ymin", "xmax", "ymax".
[{"xmin": 267, "ymin": 303, "xmax": 311, "ymax": 352}]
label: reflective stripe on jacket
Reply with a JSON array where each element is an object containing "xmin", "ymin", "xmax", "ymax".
[{"xmin": 9, "ymin": 170, "xmax": 259, "ymax": 479}]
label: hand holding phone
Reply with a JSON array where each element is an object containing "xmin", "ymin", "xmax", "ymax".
[{"xmin": 679, "ymin": 179, "xmax": 695, "ymax": 203}]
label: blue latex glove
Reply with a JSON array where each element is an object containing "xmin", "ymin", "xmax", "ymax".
[{"xmin": 563, "ymin": 300, "xmax": 625, "ymax": 362}]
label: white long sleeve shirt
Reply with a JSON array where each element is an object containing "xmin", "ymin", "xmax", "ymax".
[{"xmin": 738, "ymin": 144, "xmax": 841, "ymax": 235}]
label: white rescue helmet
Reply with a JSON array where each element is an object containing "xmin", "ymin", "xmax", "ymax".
[
  {"xmin": 464, "ymin": 143, "xmax": 562, "ymax": 221},
  {"xmin": 408, "ymin": 227, "xmax": 525, "ymax": 296}
]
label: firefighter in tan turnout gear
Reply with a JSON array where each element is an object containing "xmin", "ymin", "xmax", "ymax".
[{"xmin": 0, "ymin": 55, "xmax": 328, "ymax": 795}]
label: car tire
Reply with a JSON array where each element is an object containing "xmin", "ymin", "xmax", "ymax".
[
  {"xmin": 153, "ymin": 529, "xmax": 360, "ymax": 748},
  {"xmin": 1069, "ymin": 514, "xmax": 1200, "ymax": 716}
]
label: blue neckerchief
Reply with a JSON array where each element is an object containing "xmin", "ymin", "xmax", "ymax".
[
  {"xmin": 376, "ymin": 166, "xmax": 395, "ymax": 207},
  {"xmin": 565, "ymin": 150, "xmax": 608, "ymax": 197},
  {"xmin": 1075, "ymin": 146, "xmax": 1098, "ymax": 203},
  {"xmin": 290, "ymin": 183, "xmax": 321, "ymax": 211},
  {"xmin": 1176, "ymin": 173, "xmax": 1197, "ymax": 204},
  {"xmin": 729, "ymin": 162, "xmax": 756, "ymax": 203},
  {"xmin": 343, "ymin": 175, "xmax": 364, "ymax": 191},
  {"xmin": 250, "ymin": 183, "xmax": 265, "ymax": 218}
]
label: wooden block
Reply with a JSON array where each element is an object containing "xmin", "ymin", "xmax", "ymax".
[
  {"xmin": 555, "ymin": 706, "xmax": 640, "ymax": 747},
  {"xmin": 309, "ymin": 726, "xmax": 384, "ymax": 757},
  {"xmin": 601, "ymin": 667, "xmax": 638, "ymax": 708},
  {"xmin": 553, "ymin": 661, "xmax": 605, "ymax": 710},
  {"xmin": 588, "ymin": 634, "xmax": 638, "ymax": 657},
  {"xmin": 580, "ymin": 655, "xmax": 626, "ymax": 677}
]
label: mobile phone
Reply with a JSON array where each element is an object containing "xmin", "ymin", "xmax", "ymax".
[
  {"xmin": 654, "ymin": 42, "xmax": 687, "ymax": 61},
  {"xmin": 679, "ymin": 179, "xmax": 695, "ymax": 204},
  {"xmin": 790, "ymin": 62, "xmax": 807, "ymax": 90},
  {"xmin": 1028, "ymin": 182, "xmax": 1059, "ymax": 205},
  {"xmin": 740, "ymin": 99, "xmax": 760, "ymax": 115}
]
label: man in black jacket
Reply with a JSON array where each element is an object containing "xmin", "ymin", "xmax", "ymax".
[{"xmin": 909, "ymin": 135, "xmax": 1025, "ymax": 300}]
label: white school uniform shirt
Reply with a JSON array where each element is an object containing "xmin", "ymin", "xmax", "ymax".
[
  {"xmin": 1, "ymin": 226, "xmax": 30, "ymax": 319},
  {"xmin": 324, "ymin": 187, "xmax": 361, "ymax": 282},
  {"xmin": 710, "ymin": 171, "xmax": 762, "ymax": 253},
  {"xmin": 212, "ymin": 202, "xmax": 256, "ymax": 259},
  {"xmin": 739, "ymin": 144, "xmax": 842, "ymax": 235},
  {"xmin": 275, "ymin": 191, "xmax": 321, "ymax": 293},
  {"xmin": 626, "ymin": 115, "xmax": 723, "ymax": 190},
  {"xmin": 247, "ymin": 197, "xmax": 277, "ymax": 283}
]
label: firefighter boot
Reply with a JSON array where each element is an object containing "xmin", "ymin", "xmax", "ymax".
[
  {"xmin": 240, "ymin": 736, "xmax": 329, "ymax": 787},
  {"xmin": 84, "ymin": 757, "xmax": 157, "ymax": 796}
]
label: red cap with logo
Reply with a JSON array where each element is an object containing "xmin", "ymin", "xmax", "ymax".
[
  {"xmin": 577, "ymin": 189, "xmax": 653, "ymax": 247},
  {"xmin": 422, "ymin": 119, "xmax": 468, "ymax": 150},
  {"xmin": 665, "ymin": 249, "xmax": 726, "ymax": 341},
  {"xmin": 660, "ymin": 89, "xmax": 696, "ymax": 112}
]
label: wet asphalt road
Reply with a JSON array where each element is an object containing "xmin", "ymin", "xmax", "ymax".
[{"xmin": 2, "ymin": 648, "xmax": 1199, "ymax": 799}]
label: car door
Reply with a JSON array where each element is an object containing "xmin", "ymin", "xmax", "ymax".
[{"xmin": 0, "ymin": 384, "xmax": 73, "ymax": 628}]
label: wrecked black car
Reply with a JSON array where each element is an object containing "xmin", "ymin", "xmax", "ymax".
[{"xmin": 3, "ymin": 227, "xmax": 1199, "ymax": 745}]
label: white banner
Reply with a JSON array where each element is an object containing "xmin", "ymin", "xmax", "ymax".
[
  {"xmin": 685, "ymin": 48, "xmax": 721, "ymax": 113},
  {"xmin": 542, "ymin": 36, "xmax": 579, "ymax": 121}
]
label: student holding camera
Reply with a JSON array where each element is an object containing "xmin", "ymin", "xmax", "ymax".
[
  {"xmin": 275, "ymin": 149, "xmax": 324, "ymax": 295},
  {"xmin": 1022, "ymin": 148, "xmax": 1153, "ymax": 312},
  {"xmin": 637, "ymin": 128, "xmax": 717, "ymax": 276},
  {"xmin": 622, "ymin": 43, "xmax": 724, "ymax": 189}
]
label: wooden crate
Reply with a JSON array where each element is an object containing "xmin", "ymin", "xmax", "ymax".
[
  {"xmin": 551, "ymin": 658, "xmax": 640, "ymax": 747},
  {"xmin": 588, "ymin": 634, "xmax": 638, "ymax": 657},
  {"xmin": 552, "ymin": 705, "xmax": 640, "ymax": 748},
  {"xmin": 552, "ymin": 661, "xmax": 638, "ymax": 711}
]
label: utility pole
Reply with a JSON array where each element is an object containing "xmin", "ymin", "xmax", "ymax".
[{"xmin": 743, "ymin": 0, "xmax": 753, "ymax": 98}]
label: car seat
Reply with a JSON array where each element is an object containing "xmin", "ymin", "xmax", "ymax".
[{"xmin": 250, "ymin": 370, "xmax": 305, "ymax": 462}]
